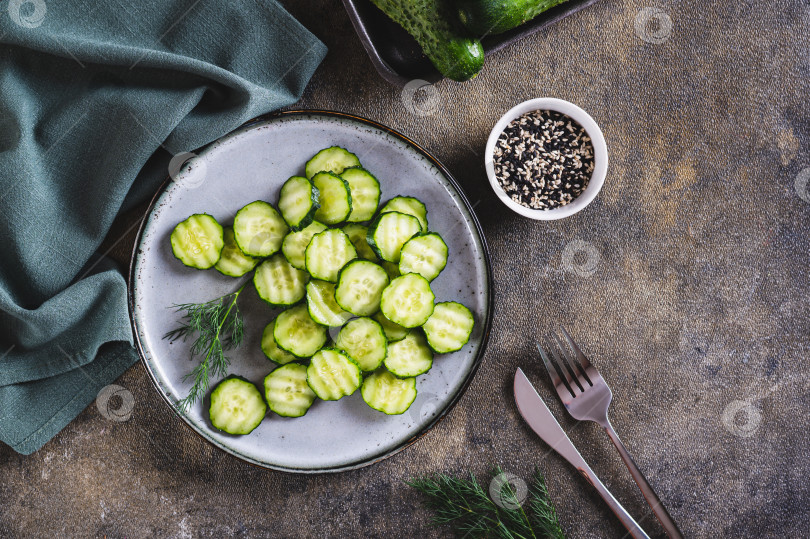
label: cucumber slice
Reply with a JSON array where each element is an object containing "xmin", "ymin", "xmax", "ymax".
[
  {"xmin": 373, "ymin": 311, "xmax": 408, "ymax": 342},
  {"xmin": 305, "ymin": 229, "xmax": 358, "ymax": 282},
  {"xmin": 253, "ymin": 253, "xmax": 309, "ymax": 307},
  {"xmin": 380, "ymin": 273, "xmax": 435, "ymax": 328},
  {"xmin": 261, "ymin": 320, "xmax": 298, "ymax": 365},
  {"xmin": 306, "ymin": 280, "xmax": 353, "ymax": 327},
  {"xmin": 312, "ymin": 172, "xmax": 352, "ymax": 225},
  {"xmin": 335, "ymin": 317, "xmax": 387, "ymax": 371},
  {"xmin": 367, "ymin": 211, "xmax": 421, "ymax": 263},
  {"xmin": 335, "ymin": 260, "xmax": 390, "ymax": 316},
  {"xmin": 422, "ymin": 301, "xmax": 475, "ymax": 353},
  {"xmin": 398, "ymin": 233, "xmax": 448, "ymax": 282},
  {"xmin": 341, "ymin": 167, "xmax": 381, "ymax": 222},
  {"xmin": 361, "ymin": 370, "xmax": 417, "ymax": 415},
  {"xmin": 306, "ymin": 349, "xmax": 362, "ymax": 401},
  {"xmin": 383, "ymin": 330, "xmax": 434, "ymax": 377},
  {"xmin": 278, "ymin": 176, "xmax": 319, "ymax": 231},
  {"xmin": 282, "ymin": 220, "xmax": 327, "ymax": 270},
  {"xmin": 380, "ymin": 196, "xmax": 428, "ymax": 232},
  {"xmin": 170, "ymin": 213, "xmax": 224, "ymax": 269},
  {"xmin": 214, "ymin": 226, "xmax": 258, "ymax": 277},
  {"xmin": 233, "ymin": 200, "xmax": 289, "ymax": 257},
  {"xmin": 264, "ymin": 364, "xmax": 317, "ymax": 418},
  {"xmin": 274, "ymin": 304, "xmax": 328, "ymax": 358},
  {"xmin": 208, "ymin": 376, "xmax": 267, "ymax": 435},
  {"xmin": 342, "ymin": 223, "xmax": 378, "ymax": 261},
  {"xmin": 305, "ymin": 146, "xmax": 361, "ymax": 180}
]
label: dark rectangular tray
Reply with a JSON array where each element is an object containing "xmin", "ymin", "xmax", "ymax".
[{"xmin": 341, "ymin": 0, "xmax": 603, "ymax": 86}]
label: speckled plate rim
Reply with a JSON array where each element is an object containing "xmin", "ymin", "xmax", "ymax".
[{"xmin": 127, "ymin": 109, "xmax": 493, "ymax": 474}]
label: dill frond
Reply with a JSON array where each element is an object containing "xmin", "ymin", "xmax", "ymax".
[
  {"xmin": 408, "ymin": 467, "xmax": 565, "ymax": 539},
  {"xmin": 163, "ymin": 282, "xmax": 247, "ymax": 411}
]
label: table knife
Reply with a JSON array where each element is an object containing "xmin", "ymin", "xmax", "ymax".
[{"xmin": 514, "ymin": 368, "xmax": 650, "ymax": 539}]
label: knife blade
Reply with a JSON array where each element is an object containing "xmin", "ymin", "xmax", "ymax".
[{"xmin": 514, "ymin": 368, "xmax": 650, "ymax": 539}]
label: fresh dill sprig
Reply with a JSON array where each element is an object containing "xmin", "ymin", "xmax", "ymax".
[
  {"xmin": 163, "ymin": 282, "xmax": 247, "ymax": 412},
  {"xmin": 525, "ymin": 471, "xmax": 565, "ymax": 539},
  {"xmin": 407, "ymin": 466, "xmax": 565, "ymax": 539}
]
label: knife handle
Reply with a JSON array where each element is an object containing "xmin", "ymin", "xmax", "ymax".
[{"xmin": 574, "ymin": 462, "xmax": 651, "ymax": 539}]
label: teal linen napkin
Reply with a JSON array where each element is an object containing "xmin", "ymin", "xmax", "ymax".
[{"xmin": 0, "ymin": 0, "xmax": 327, "ymax": 454}]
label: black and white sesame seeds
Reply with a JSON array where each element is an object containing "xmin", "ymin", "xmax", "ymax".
[{"xmin": 493, "ymin": 110, "xmax": 595, "ymax": 210}]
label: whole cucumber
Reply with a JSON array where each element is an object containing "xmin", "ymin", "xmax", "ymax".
[
  {"xmin": 370, "ymin": 0, "xmax": 485, "ymax": 81},
  {"xmin": 456, "ymin": 0, "xmax": 570, "ymax": 36}
]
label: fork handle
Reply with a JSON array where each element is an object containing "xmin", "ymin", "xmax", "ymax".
[{"xmin": 603, "ymin": 422, "xmax": 684, "ymax": 539}]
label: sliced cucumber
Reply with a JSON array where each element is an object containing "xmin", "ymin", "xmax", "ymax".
[
  {"xmin": 214, "ymin": 226, "xmax": 258, "ymax": 277},
  {"xmin": 380, "ymin": 196, "xmax": 428, "ymax": 232},
  {"xmin": 312, "ymin": 172, "xmax": 352, "ymax": 225},
  {"xmin": 306, "ymin": 349, "xmax": 362, "ymax": 401},
  {"xmin": 274, "ymin": 304, "xmax": 328, "ymax": 358},
  {"xmin": 170, "ymin": 213, "xmax": 224, "ymax": 269},
  {"xmin": 341, "ymin": 167, "xmax": 381, "ymax": 222},
  {"xmin": 281, "ymin": 220, "xmax": 327, "ymax": 270},
  {"xmin": 278, "ymin": 176, "xmax": 319, "ymax": 231},
  {"xmin": 208, "ymin": 376, "xmax": 266, "ymax": 435},
  {"xmin": 305, "ymin": 229, "xmax": 357, "ymax": 282},
  {"xmin": 384, "ymin": 330, "xmax": 434, "ymax": 377},
  {"xmin": 335, "ymin": 260, "xmax": 390, "ymax": 316},
  {"xmin": 233, "ymin": 200, "xmax": 289, "ymax": 257},
  {"xmin": 342, "ymin": 223, "xmax": 378, "ymax": 261},
  {"xmin": 253, "ymin": 253, "xmax": 309, "ymax": 307},
  {"xmin": 399, "ymin": 233, "xmax": 448, "ymax": 282},
  {"xmin": 372, "ymin": 311, "xmax": 408, "ymax": 342},
  {"xmin": 261, "ymin": 320, "xmax": 298, "ymax": 365},
  {"xmin": 264, "ymin": 364, "xmax": 316, "ymax": 418},
  {"xmin": 361, "ymin": 370, "xmax": 417, "ymax": 415},
  {"xmin": 367, "ymin": 211, "xmax": 421, "ymax": 263},
  {"xmin": 380, "ymin": 273, "xmax": 435, "ymax": 328},
  {"xmin": 335, "ymin": 317, "xmax": 387, "ymax": 371},
  {"xmin": 422, "ymin": 301, "xmax": 475, "ymax": 353},
  {"xmin": 306, "ymin": 280, "xmax": 353, "ymax": 327},
  {"xmin": 305, "ymin": 146, "xmax": 361, "ymax": 180}
]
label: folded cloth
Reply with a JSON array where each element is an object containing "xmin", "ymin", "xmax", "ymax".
[{"xmin": 0, "ymin": 0, "xmax": 327, "ymax": 454}]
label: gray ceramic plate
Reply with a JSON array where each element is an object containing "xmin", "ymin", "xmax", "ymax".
[{"xmin": 129, "ymin": 110, "xmax": 492, "ymax": 473}]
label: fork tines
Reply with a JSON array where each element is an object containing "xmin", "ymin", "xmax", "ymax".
[{"xmin": 536, "ymin": 327, "xmax": 594, "ymax": 399}]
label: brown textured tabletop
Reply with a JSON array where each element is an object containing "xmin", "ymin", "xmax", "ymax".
[{"xmin": 2, "ymin": 0, "xmax": 809, "ymax": 537}]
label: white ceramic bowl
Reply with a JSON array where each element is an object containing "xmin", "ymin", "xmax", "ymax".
[{"xmin": 484, "ymin": 98, "xmax": 608, "ymax": 220}]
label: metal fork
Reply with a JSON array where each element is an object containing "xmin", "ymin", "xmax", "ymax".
[{"xmin": 537, "ymin": 328, "xmax": 684, "ymax": 539}]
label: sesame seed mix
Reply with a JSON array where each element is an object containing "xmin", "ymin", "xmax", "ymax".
[{"xmin": 493, "ymin": 110, "xmax": 595, "ymax": 210}]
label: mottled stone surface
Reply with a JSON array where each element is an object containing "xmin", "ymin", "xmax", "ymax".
[{"xmin": 2, "ymin": 0, "xmax": 809, "ymax": 537}]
